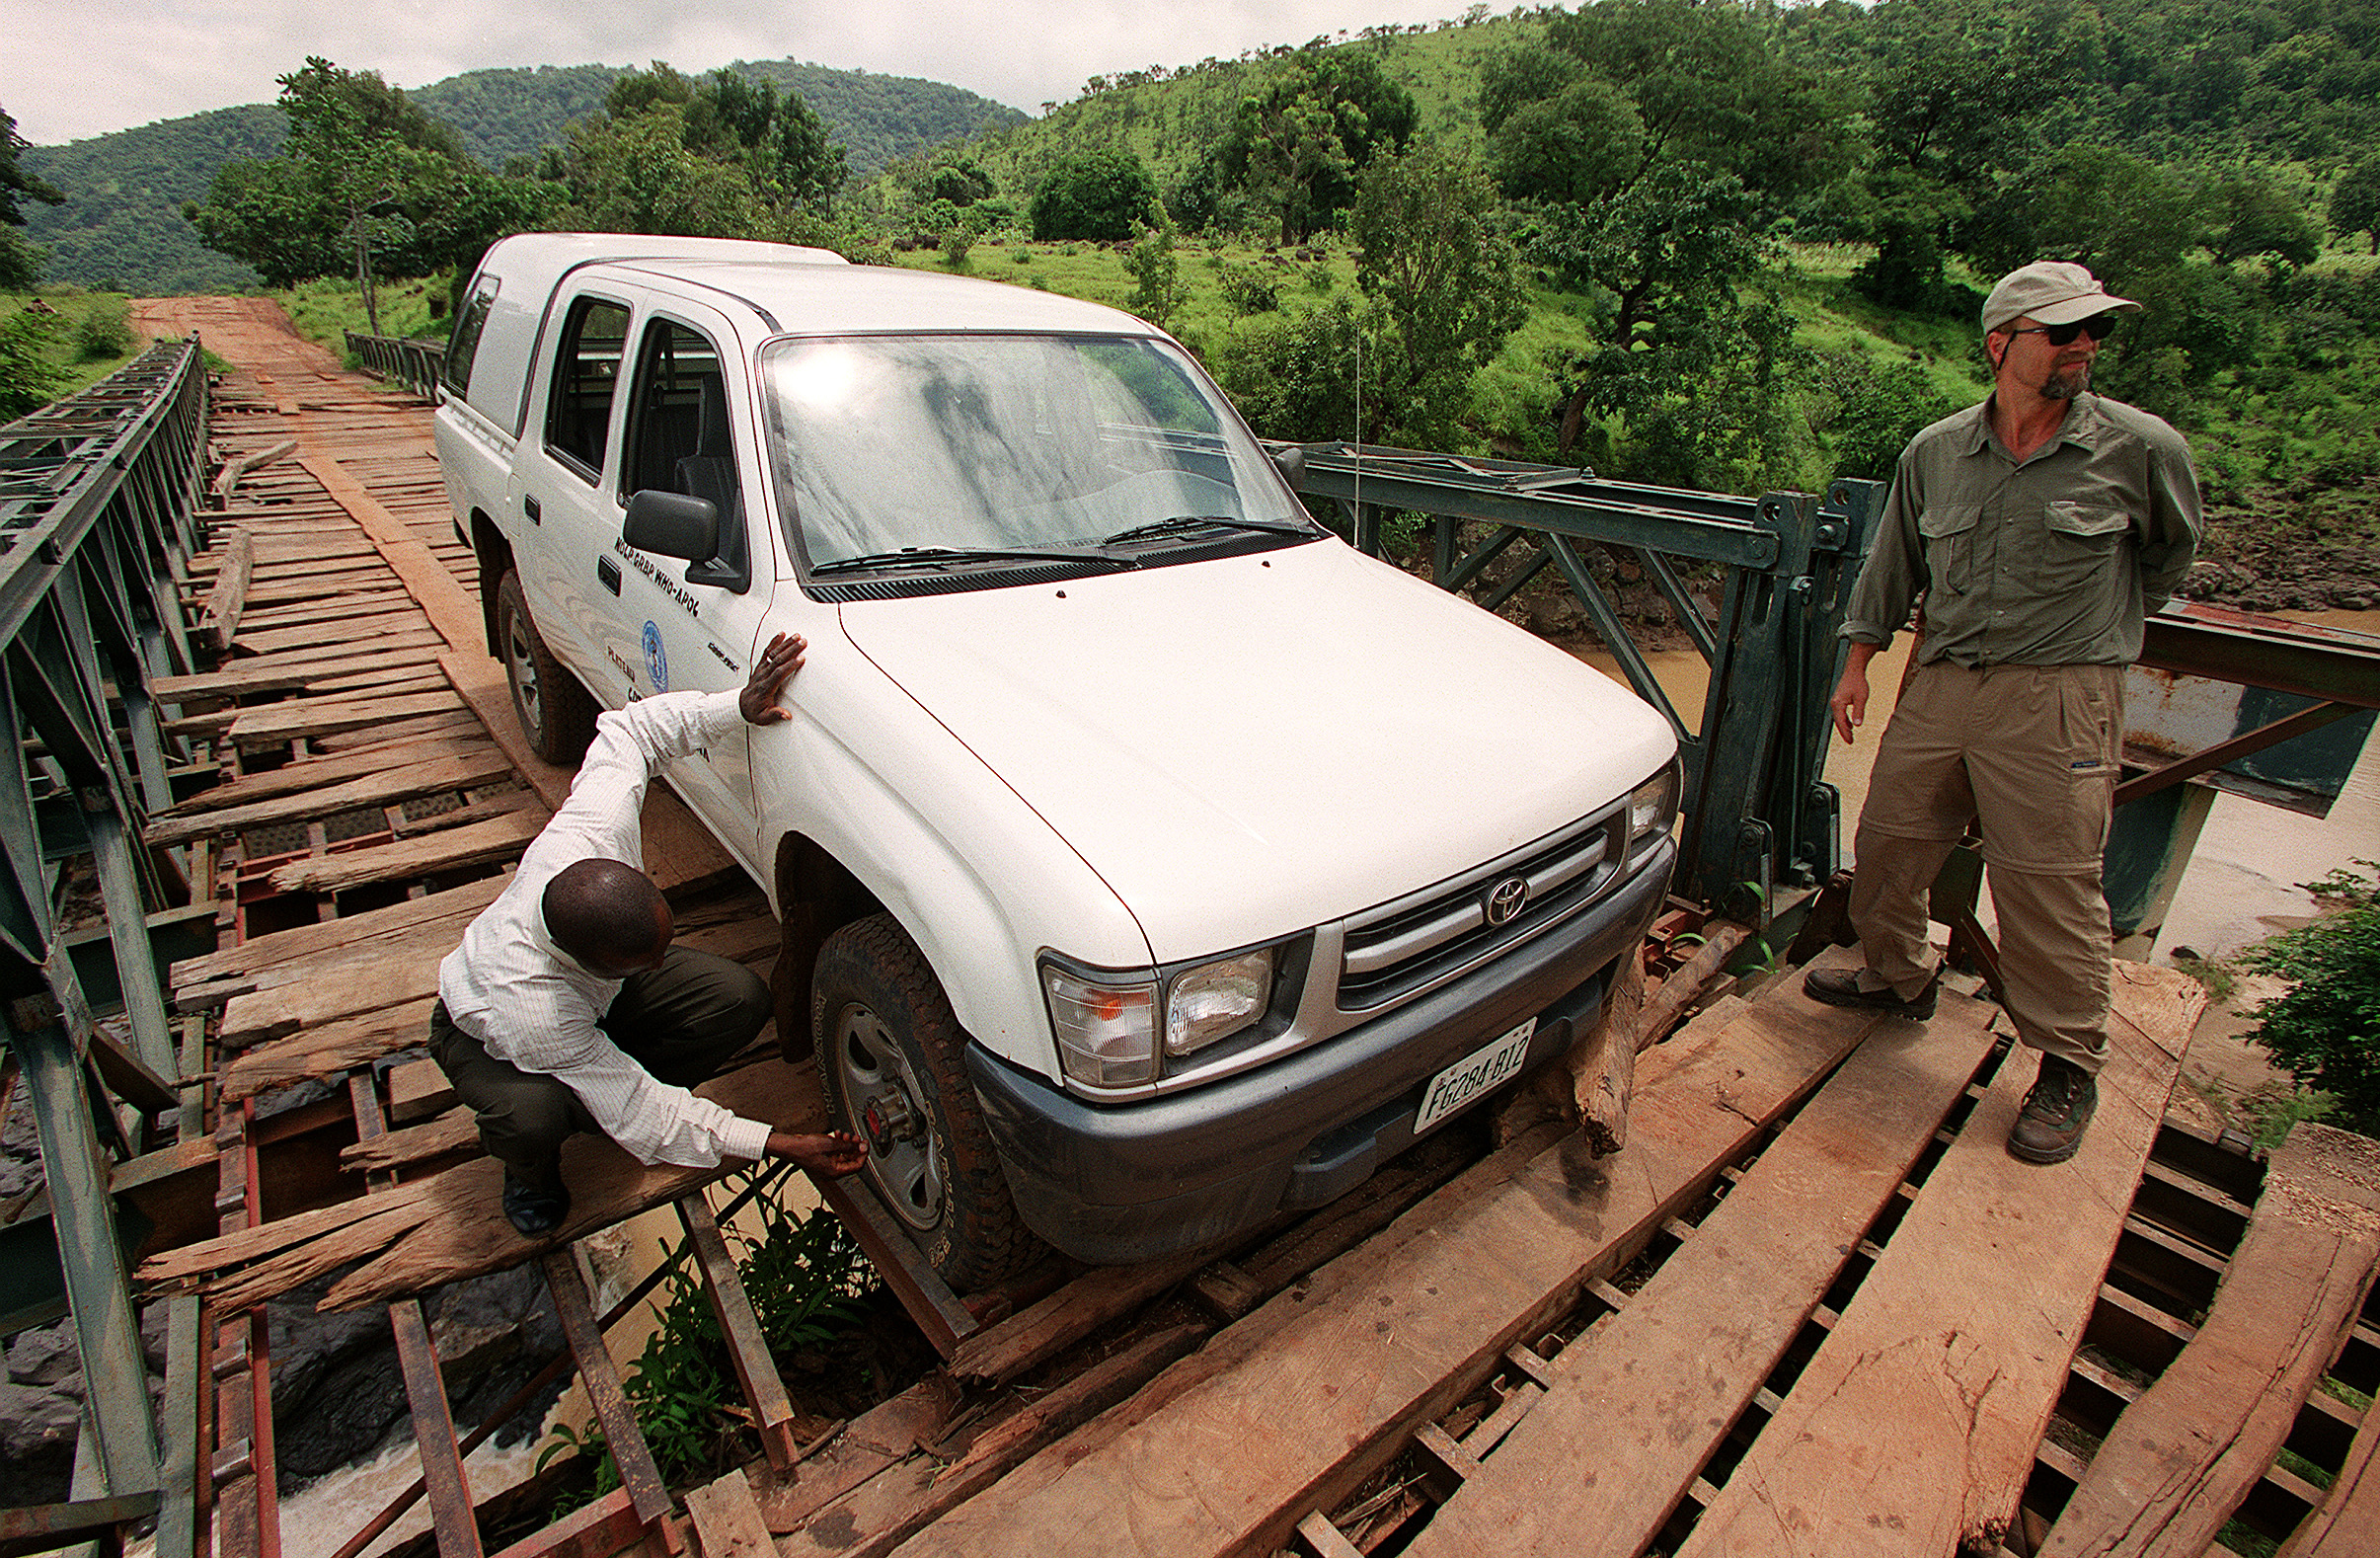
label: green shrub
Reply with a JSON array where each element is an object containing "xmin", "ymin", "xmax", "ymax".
[
  {"xmin": 74, "ymin": 297, "xmax": 135, "ymax": 360},
  {"xmin": 2242, "ymin": 862, "xmax": 2380, "ymax": 1139},
  {"xmin": 1217, "ymin": 262, "xmax": 1282, "ymax": 316},
  {"xmin": 0, "ymin": 306, "xmax": 66, "ymax": 419}
]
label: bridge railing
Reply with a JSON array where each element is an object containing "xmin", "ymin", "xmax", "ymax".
[
  {"xmin": 1279, "ymin": 442, "xmax": 1884, "ymax": 921},
  {"xmin": 345, "ymin": 331, "xmax": 446, "ymax": 401},
  {"xmin": 1, "ymin": 338, "xmax": 212, "ymax": 1555}
]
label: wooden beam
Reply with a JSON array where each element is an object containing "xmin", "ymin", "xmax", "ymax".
[
  {"xmin": 1674, "ymin": 963, "xmax": 2201, "ymax": 1557},
  {"xmin": 229, "ymin": 688, "xmax": 467, "ymax": 749},
  {"xmin": 265, "ymin": 808, "xmax": 539, "ymax": 894},
  {"xmin": 2039, "ymin": 1124, "xmax": 2380, "ymax": 1557},
  {"xmin": 677, "ymin": 1192, "xmax": 804, "ymax": 1471},
  {"xmin": 886, "ymin": 948, "xmax": 1894, "ymax": 1558},
  {"xmin": 1402, "ymin": 979, "xmax": 2005, "ymax": 1558},
  {"xmin": 2279, "ymin": 1392, "xmax": 2380, "ymax": 1555},
  {"xmin": 199, "ymin": 528, "xmax": 255, "ymax": 656},
  {"xmin": 145, "ymin": 749, "xmax": 518, "ymax": 845}
]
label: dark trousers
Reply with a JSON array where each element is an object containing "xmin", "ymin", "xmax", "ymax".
[{"xmin": 429, "ymin": 948, "xmax": 771, "ymax": 1190}]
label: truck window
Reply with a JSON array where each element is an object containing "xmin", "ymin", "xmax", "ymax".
[
  {"xmin": 545, "ymin": 296, "xmax": 631, "ymax": 482},
  {"xmin": 622, "ymin": 318, "xmax": 741, "ymax": 571},
  {"xmin": 441, "ymin": 276, "xmax": 499, "ymax": 403}
]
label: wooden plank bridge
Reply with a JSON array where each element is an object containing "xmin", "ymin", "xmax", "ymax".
[{"xmin": 102, "ymin": 297, "xmax": 2380, "ymax": 1558}]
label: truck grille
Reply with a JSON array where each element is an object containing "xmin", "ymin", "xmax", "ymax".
[{"xmin": 1337, "ymin": 812, "xmax": 1622, "ymax": 1011}]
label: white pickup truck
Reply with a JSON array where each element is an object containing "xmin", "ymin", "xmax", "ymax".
[{"xmin": 432, "ymin": 233, "xmax": 1679, "ymax": 1286}]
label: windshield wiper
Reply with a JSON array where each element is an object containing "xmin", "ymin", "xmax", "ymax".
[
  {"xmin": 809, "ymin": 544, "xmax": 1131, "ymax": 578},
  {"xmin": 1102, "ymin": 513, "xmax": 1314, "ymax": 546}
]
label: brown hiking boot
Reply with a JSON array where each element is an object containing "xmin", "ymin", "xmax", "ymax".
[
  {"xmin": 2008, "ymin": 1054, "xmax": 2098, "ymax": 1165},
  {"xmin": 1802, "ymin": 966, "xmax": 1939, "ymax": 1020}
]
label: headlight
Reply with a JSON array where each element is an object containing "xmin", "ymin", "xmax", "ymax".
[
  {"xmin": 1166, "ymin": 948, "xmax": 1273, "ymax": 1057},
  {"xmin": 1628, "ymin": 764, "xmax": 1679, "ymax": 854},
  {"xmin": 1042, "ymin": 966, "xmax": 1158, "ymax": 1088}
]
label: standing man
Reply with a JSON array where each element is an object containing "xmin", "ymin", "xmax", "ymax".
[
  {"xmin": 1805, "ymin": 261, "xmax": 2201, "ymax": 1164},
  {"xmin": 434, "ymin": 632, "xmax": 866, "ymax": 1236}
]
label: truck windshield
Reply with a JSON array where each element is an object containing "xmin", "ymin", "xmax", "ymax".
[{"xmin": 758, "ymin": 334, "xmax": 1314, "ymax": 572}]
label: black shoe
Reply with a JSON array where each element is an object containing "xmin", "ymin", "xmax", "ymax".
[
  {"xmin": 501, "ymin": 1172, "xmax": 571, "ymax": 1238},
  {"xmin": 1803, "ymin": 966, "xmax": 1939, "ymax": 1020},
  {"xmin": 2008, "ymin": 1055, "xmax": 2098, "ymax": 1165}
]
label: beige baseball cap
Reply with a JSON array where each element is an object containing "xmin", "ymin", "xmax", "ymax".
[{"xmin": 1980, "ymin": 261, "xmax": 2141, "ymax": 334}]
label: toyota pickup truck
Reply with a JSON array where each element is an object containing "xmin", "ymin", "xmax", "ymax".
[{"xmin": 432, "ymin": 232, "xmax": 1678, "ymax": 1286}]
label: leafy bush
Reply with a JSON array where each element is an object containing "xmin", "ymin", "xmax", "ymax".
[
  {"xmin": 0, "ymin": 306, "xmax": 66, "ymax": 419},
  {"xmin": 74, "ymin": 297, "xmax": 135, "ymax": 360},
  {"xmin": 1123, "ymin": 225, "xmax": 1181, "ymax": 327},
  {"xmin": 1217, "ymin": 261, "xmax": 1282, "ymax": 316},
  {"xmin": 1029, "ymin": 146, "xmax": 1159, "ymax": 242},
  {"xmin": 2242, "ymin": 862, "xmax": 2380, "ymax": 1139}
]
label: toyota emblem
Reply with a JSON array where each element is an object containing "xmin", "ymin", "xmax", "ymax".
[{"xmin": 1484, "ymin": 876, "xmax": 1530, "ymax": 926}]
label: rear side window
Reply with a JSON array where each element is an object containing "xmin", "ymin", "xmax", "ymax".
[
  {"xmin": 545, "ymin": 296, "xmax": 631, "ymax": 481},
  {"xmin": 441, "ymin": 275, "xmax": 499, "ymax": 401}
]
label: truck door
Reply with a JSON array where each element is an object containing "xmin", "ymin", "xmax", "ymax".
[
  {"xmin": 602, "ymin": 305, "xmax": 779, "ymax": 876},
  {"xmin": 510, "ymin": 288, "xmax": 633, "ymax": 692}
]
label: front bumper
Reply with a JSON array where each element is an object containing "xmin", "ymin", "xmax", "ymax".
[{"xmin": 965, "ymin": 837, "xmax": 1673, "ymax": 1265}]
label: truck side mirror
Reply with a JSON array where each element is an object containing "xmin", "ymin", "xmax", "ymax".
[
  {"xmin": 623, "ymin": 490, "xmax": 719, "ymax": 563},
  {"xmin": 1271, "ymin": 444, "xmax": 1305, "ymax": 490}
]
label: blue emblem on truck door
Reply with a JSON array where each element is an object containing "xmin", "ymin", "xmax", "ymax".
[{"xmin": 643, "ymin": 621, "xmax": 668, "ymax": 691}]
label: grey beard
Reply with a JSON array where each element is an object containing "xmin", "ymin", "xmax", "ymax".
[{"xmin": 2043, "ymin": 363, "xmax": 2090, "ymax": 401}]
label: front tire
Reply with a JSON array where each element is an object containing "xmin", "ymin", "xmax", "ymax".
[
  {"xmin": 496, "ymin": 570, "xmax": 596, "ymax": 764},
  {"xmin": 812, "ymin": 913, "xmax": 1037, "ymax": 1290}
]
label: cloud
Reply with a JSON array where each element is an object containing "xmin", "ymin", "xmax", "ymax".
[{"xmin": 5, "ymin": 0, "xmax": 1468, "ymax": 146}]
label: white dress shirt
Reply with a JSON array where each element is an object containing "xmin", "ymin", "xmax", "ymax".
[{"xmin": 437, "ymin": 689, "xmax": 777, "ymax": 1167}]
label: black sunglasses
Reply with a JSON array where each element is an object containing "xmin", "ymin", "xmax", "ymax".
[{"xmin": 2005, "ymin": 314, "xmax": 2119, "ymax": 347}]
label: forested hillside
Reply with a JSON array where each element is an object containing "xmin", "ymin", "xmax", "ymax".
[{"xmin": 15, "ymin": 59, "xmax": 1023, "ymax": 291}]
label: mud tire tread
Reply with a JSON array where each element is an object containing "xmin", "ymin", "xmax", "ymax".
[{"xmin": 496, "ymin": 570, "xmax": 597, "ymax": 765}]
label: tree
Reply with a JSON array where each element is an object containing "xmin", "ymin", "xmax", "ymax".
[
  {"xmin": 2, "ymin": 104, "xmax": 64, "ymax": 290},
  {"xmin": 1029, "ymin": 147, "xmax": 1158, "ymax": 241},
  {"xmin": 1216, "ymin": 44, "xmax": 1417, "ymax": 243},
  {"xmin": 2333, "ymin": 156, "xmax": 2380, "ymax": 254},
  {"xmin": 1350, "ymin": 143, "xmax": 1526, "ymax": 448}
]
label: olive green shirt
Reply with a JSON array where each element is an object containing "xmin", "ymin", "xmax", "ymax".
[{"xmin": 1842, "ymin": 393, "xmax": 2202, "ymax": 666}]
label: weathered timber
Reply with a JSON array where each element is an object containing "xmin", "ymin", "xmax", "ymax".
[
  {"xmin": 747, "ymin": 1377, "xmax": 963, "ymax": 1534},
  {"xmin": 387, "ymin": 1057, "xmax": 455, "ymax": 1126},
  {"xmin": 887, "ymin": 947, "xmax": 1892, "ymax": 1558},
  {"xmin": 220, "ymin": 996, "xmax": 437, "ymax": 1097},
  {"xmin": 1570, "ymin": 944, "xmax": 1645, "ymax": 1156},
  {"xmin": 199, "ymin": 528, "xmax": 255, "ymax": 655},
  {"xmin": 231, "ymin": 688, "xmax": 467, "ymax": 749},
  {"xmin": 342, "ymin": 1107, "xmax": 477, "ymax": 1174},
  {"xmin": 135, "ymin": 1176, "xmax": 442, "ymax": 1287},
  {"xmin": 211, "ymin": 437, "xmax": 297, "ymax": 505},
  {"xmin": 393, "ymin": 789, "xmax": 542, "ymax": 837},
  {"xmin": 171, "ymin": 875, "xmax": 503, "ymax": 998},
  {"xmin": 266, "ymin": 809, "xmax": 538, "ymax": 893},
  {"xmin": 785, "ymin": 1325, "xmax": 1208, "ymax": 1558},
  {"xmin": 320, "ymin": 1057, "xmax": 827, "ymax": 1311},
  {"xmin": 1632, "ymin": 923, "xmax": 1752, "ymax": 1055},
  {"xmin": 2039, "ymin": 1124, "xmax": 2380, "ymax": 1557},
  {"xmin": 145, "ymin": 750, "xmax": 517, "ymax": 845},
  {"xmin": 686, "ymin": 1470, "xmax": 776, "ymax": 1558},
  {"xmin": 151, "ymin": 645, "xmax": 444, "ymax": 704},
  {"xmin": 1403, "ymin": 981, "xmax": 2004, "ymax": 1558},
  {"xmin": 2278, "ymin": 1391, "xmax": 2380, "ymax": 1554},
  {"xmin": 314, "ymin": 712, "xmax": 488, "ymax": 753},
  {"xmin": 232, "ymin": 617, "xmax": 437, "ymax": 657},
  {"xmin": 1674, "ymin": 962, "xmax": 2201, "ymax": 1557}
]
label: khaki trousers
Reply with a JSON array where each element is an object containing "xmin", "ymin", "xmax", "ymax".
[
  {"xmin": 1847, "ymin": 662, "xmax": 2123, "ymax": 1074},
  {"xmin": 429, "ymin": 947, "xmax": 770, "ymax": 1190}
]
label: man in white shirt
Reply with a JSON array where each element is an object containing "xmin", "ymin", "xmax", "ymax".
[{"xmin": 432, "ymin": 632, "xmax": 865, "ymax": 1236}]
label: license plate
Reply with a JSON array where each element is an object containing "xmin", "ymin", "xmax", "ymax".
[{"xmin": 1415, "ymin": 1017, "xmax": 1537, "ymax": 1135}]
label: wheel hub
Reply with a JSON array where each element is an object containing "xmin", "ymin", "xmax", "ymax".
[{"xmin": 834, "ymin": 1002, "xmax": 945, "ymax": 1232}]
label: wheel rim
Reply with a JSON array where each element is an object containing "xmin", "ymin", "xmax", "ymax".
[
  {"xmin": 833, "ymin": 1001, "xmax": 945, "ymax": 1232},
  {"xmin": 502, "ymin": 606, "xmax": 545, "ymax": 740}
]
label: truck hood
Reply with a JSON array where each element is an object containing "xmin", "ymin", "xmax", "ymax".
[{"xmin": 836, "ymin": 540, "xmax": 1677, "ymax": 964}]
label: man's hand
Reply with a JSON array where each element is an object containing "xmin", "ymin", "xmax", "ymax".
[
  {"xmin": 765, "ymin": 1129, "xmax": 867, "ymax": 1177},
  {"xmin": 1830, "ymin": 642, "xmax": 1880, "ymax": 744},
  {"xmin": 740, "ymin": 633, "xmax": 806, "ymax": 726}
]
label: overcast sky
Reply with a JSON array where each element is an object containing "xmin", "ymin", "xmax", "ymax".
[{"xmin": 6, "ymin": 0, "xmax": 1480, "ymax": 146}]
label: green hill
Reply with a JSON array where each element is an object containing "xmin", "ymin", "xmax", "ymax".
[{"xmin": 17, "ymin": 59, "xmax": 1027, "ymax": 293}]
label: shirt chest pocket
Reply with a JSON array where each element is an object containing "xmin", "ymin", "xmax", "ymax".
[
  {"xmin": 1919, "ymin": 503, "xmax": 1980, "ymax": 595},
  {"xmin": 2037, "ymin": 501, "xmax": 2131, "ymax": 593}
]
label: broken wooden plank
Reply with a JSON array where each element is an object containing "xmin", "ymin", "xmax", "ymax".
[
  {"xmin": 746, "ymin": 1377, "xmax": 963, "ymax": 1535},
  {"xmin": 1401, "ymin": 979, "xmax": 2005, "ymax": 1558},
  {"xmin": 199, "ymin": 528, "xmax": 255, "ymax": 655},
  {"xmin": 1673, "ymin": 962, "xmax": 2201, "ymax": 1558},
  {"xmin": 230, "ymin": 688, "xmax": 467, "ymax": 749},
  {"xmin": 1572, "ymin": 943, "xmax": 1645, "ymax": 1155},
  {"xmin": 170, "ymin": 875, "xmax": 503, "ymax": 997},
  {"xmin": 221, "ymin": 996, "xmax": 437, "ymax": 1099},
  {"xmin": 686, "ymin": 1469, "xmax": 776, "ymax": 1558},
  {"xmin": 232, "ymin": 617, "xmax": 438, "ymax": 658},
  {"xmin": 266, "ymin": 809, "xmax": 539, "ymax": 893},
  {"xmin": 319, "ymin": 1057, "xmax": 828, "ymax": 1311},
  {"xmin": 342, "ymin": 1107, "xmax": 478, "ymax": 1175},
  {"xmin": 135, "ymin": 1175, "xmax": 442, "ymax": 1288},
  {"xmin": 145, "ymin": 749, "xmax": 516, "ymax": 845},
  {"xmin": 387, "ymin": 1057, "xmax": 455, "ymax": 1126},
  {"xmin": 887, "ymin": 947, "xmax": 1894, "ymax": 1558},
  {"xmin": 2039, "ymin": 1123, "xmax": 2380, "ymax": 1558},
  {"xmin": 152, "ymin": 645, "xmax": 444, "ymax": 703}
]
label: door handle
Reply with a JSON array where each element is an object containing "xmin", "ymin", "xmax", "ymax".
[
  {"xmin": 598, "ymin": 558, "xmax": 621, "ymax": 595},
  {"xmin": 524, "ymin": 495, "xmax": 541, "ymax": 525}
]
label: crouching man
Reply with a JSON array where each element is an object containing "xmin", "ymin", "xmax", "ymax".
[{"xmin": 432, "ymin": 632, "xmax": 865, "ymax": 1236}]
